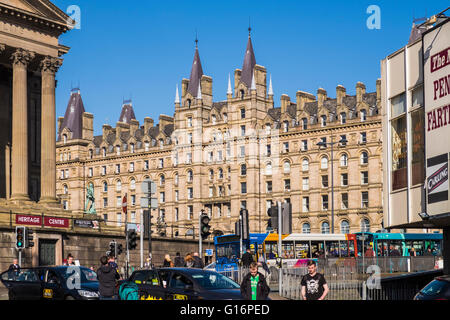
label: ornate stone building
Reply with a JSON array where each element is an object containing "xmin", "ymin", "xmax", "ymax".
[{"xmin": 57, "ymin": 32, "xmax": 384, "ymax": 237}]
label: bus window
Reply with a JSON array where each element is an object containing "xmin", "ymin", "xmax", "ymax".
[
  {"xmin": 340, "ymin": 241, "xmax": 349, "ymax": 257},
  {"xmin": 388, "ymin": 240, "xmax": 404, "ymax": 256},
  {"xmin": 311, "ymin": 241, "xmax": 325, "ymax": 258},
  {"xmin": 377, "ymin": 240, "xmax": 389, "ymax": 256},
  {"xmin": 325, "ymin": 241, "xmax": 340, "ymax": 258},
  {"xmin": 265, "ymin": 242, "xmax": 278, "ymax": 260},
  {"xmin": 282, "ymin": 241, "xmax": 294, "ymax": 259},
  {"xmin": 295, "ymin": 241, "xmax": 310, "ymax": 259},
  {"xmin": 425, "ymin": 240, "xmax": 442, "ymax": 255}
]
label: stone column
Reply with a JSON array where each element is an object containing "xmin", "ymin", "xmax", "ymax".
[
  {"xmin": 10, "ymin": 49, "xmax": 34, "ymax": 201},
  {"xmin": 40, "ymin": 56, "xmax": 62, "ymax": 203}
]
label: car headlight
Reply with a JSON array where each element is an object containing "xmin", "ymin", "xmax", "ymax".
[{"xmin": 77, "ymin": 290, "xmax": 99, "ymax": 298}]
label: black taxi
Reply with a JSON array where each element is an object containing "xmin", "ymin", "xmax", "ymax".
[
  {"xmin": 125, "ymin": 267, "xmax": 242, "ymax": 300},
  {"xmin": 1, "ymin": 266, "xmax": 99, "ymax": 300}
]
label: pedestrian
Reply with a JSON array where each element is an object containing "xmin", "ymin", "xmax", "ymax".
[
  {"xmin": 8, "ymin": 258, "xmax": 20, "ymax": 279},
  {"xmin": 241, "ymin": 248, "xmax": 254, "ymax": 268},
  {"xmin": 144, "ymin": 258, "xmax": 151, "ymax": 269},
  {"xmin": 409, "ymin": 247, "xmax": 416, "ymax": 257},
  {"xmin": 64, "ymin": 254, "xmax": 75, "ymax": 266},
  {"xmin": 257, "ymin": 254, "xmax": 270, "ymax": 276},
  {"xmin": 240, "ymin": 262, "xmax": 270, "ymax": 300},
  {"xmin": 301, "ymin": 260, "xmax": 329, "ymax": 300},
  {"xmin": 163, "ymin": 254, "xmax": 174, "ymax": 267},
  {"xmin": 97, "ymin": 256, "xmax": 120, "ymax": 300},
  {"xmin": 108, "ymin": 255, "xmax": 121, "ymax": 279},
  {"xmin": 365, "ymin": 245, "xmax": 375, "ymax": 257},
  {"xmin": 424, "ymin": 247, "xmax": 433, "ymax": 256},
  {"xmin": 184, "ymin": 253, "xmax": 194, "ymax": 268},
  {"xmin": 174, "ymin": 252, "xmax": 184, "ymax": 267},
  {"xmin": 192, "ymin": 252, "xmax": 204, "ymax": 269},
  {"xmin": 389, "ymin": 245, "xmax": 401, "ymax": 256}
]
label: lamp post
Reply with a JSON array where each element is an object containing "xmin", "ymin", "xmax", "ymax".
[{"xmin": 316, "ymin": 135, "xmax": 348, "ymax": 234}]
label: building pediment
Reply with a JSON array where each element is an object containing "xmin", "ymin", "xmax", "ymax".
[{"xmin": 0, "ymin": 0, "xmax": 71, "ymax": 26}]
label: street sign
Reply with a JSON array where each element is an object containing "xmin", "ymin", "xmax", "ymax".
[
  {"xmin": 140, "ymin": 197, "xmax": 158, "ymax": 209},
  {"xmin": 122, "ymin": 194, "xmax": 127, "ymax": 214},
  {"xmin": 141, "ymin": 179, "xmax": 156, "ymax": 194},
  {"xmin": 205, "ymin": 249, "xmax": 213, "ymax": 256}
]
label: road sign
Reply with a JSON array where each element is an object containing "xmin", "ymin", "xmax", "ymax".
[
  {"xmin": 141, "ymin": 179, "xmax": 156, "ymax": 194},
  {"xmin": 205, "ymin": 249, "xmax": 213, "ymax": 256},
  {"xmin": 122, "ymin": 194, "xmax": 127, "ymax": 214}
]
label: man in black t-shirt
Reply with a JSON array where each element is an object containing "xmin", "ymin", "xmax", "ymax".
[{"xmin": 301, "ymin": 260, "xmax": 329, "ymax": 300}]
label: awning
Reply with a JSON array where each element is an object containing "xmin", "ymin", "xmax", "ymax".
[{"xmin": 386, "ymin": 212, "xmax": 450, "ymax": 229}]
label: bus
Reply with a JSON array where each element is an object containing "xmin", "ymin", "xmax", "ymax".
[
  {"xmin": 266, "ymin": 233, "xmax": 358, "ymax": 268},
  {"xmin": 355, "ymin": 232, "xmax": 443, "ymax": 257},
  {"xmin": 213, "ymin": 233, "xmax": 268, "ymax": 271}
]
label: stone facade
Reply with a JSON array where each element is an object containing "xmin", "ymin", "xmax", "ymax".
[{"xmin": 57, "ymin": 34, "xmax": 384, "ymax": 237}]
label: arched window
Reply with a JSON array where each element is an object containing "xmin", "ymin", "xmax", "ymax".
[
  {"xmin": 130, "ymin": 179, "xmax": 136, "ymax": 190},
  {"xmin": 361, "ymin": 218, "xmax": 370, "ymax": 232},
  {"xmin": 63, "ymin": 134, "xmax": 67, "ymax": 144},
  {"xmin": 302, "ymin": 158, "xmax": 309, "ymax": 171},
  {"xmin": 321, "ymin": 156, "xmax": 329, "ymax": 169},
  {"xmin": 116, "ymin": 180, "xmax": 122, "ymax": 192},
  {"xmin": 283, "ymin": 161, "xmax": 291, "ymax": 174},
  {"xmin": 361, "ymin": 109, "xmax": 367, "ymax": 121},
  {"xmin": 160, "ymin": 175, "xmax": 165, "ymax": 186},
  {"xmin": 240, "ymin": 89, "xmax": 245, "ymax": 100},
  {"xmin": 340, "ymin": 112, "xmax": 347, "ymax": 124},
  {"xmin": 340, "ymin": 153, "xmax": 348, "ymax": 167},
  {"xmin": 302, "ymin": 223, "xmax": 311, "ymax": 234},
  {"xmin": 63, "ymin": 184, "xmax": 68, "ymax": 195},
  {"xmin": 241, "ymin": 164, "xmax": 247, "ymax": 176},
  {"xmin": 321, "ymin": 115, "xmax": 327, "ymax": 127},
  {"xmin": 361, "ymin": 152, "xmax": 369, "ymax": 164},
  {"xmin": 321, "ymin": 221, "xmax": 330, "ymax": 234},
  {"xmin": 103, "ymin": 181, "xmax": 108, "ymax": 192},
  {"xmin": 187, "ymin": 170, "xmax": 193, "ymax": 182},
  {"xmin": 265, "ymin": 162, "xmax": 272, "ymax": 175},
  {"xmin": 340, "ymin": 220, "xmax": 350, "ymax": 234}
]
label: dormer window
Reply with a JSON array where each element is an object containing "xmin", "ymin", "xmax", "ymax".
[
  {"xmin": 265, "ymin": 124, "xmax": 271, "ymax": 134},
  {"xmin": 223, "ymin": 113, "xmax": 228, "ymax": 123},
  {"xmin": 302, "ymin": 118, "xmax": 308, "ymax": 130},
  {"xmin": 240, "ymin": 90, "xmax": 245, "ymax": 100},
  {"xmin": 88, "ymin": 149, "xmax": 93, "ymax": 159},
  {"xmin": 63, "ymin": 134, "xmax": 67, "ymax": 144},
  {"xmin": 361, "ymin": 109, "xmax": 367, "ymax": 122},
  {"xmin": 102, "ymin": 147, "xmax": 106, "ymax": 157},
  {"xmin": 212, "ymin": 115, "xmax": 217, "ymax": 125},
  {"xmin": 321, "ymin": 115, "xmax": 327, "ymax": 127},
  {"xmin": 186, "ymin": 99, "xmax": 192, "ymax": 108},
  {"xmin": 340, "ymin": 112, "xmax": 347, "ymax": 124},
  {"xmin": 145, "ymin": 141, "xmax": 149, "ymax": 152},
  {"xmin": 116, "ymin": 145, "xmax": 120, "ymax": 156},
  {"xmin": 159, "ymin": 139, "xmax": 164, "ymax": 149},
  {"xmin": 283, "ymin": 121, "xmax": 289, "ymax": 133},
  {"xmin": 130, "ymin": 143, "xmax": 135, "ymax": 153}
]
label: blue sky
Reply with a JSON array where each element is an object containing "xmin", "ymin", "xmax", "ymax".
[{"xmin": 52, "ymin": 0, "xmax": 449, "ymax": 135}]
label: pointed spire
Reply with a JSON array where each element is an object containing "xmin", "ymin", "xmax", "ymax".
[
  {"xmin": 187, "ymin": 36, "xmax": 204, "ymax": 97},
  {"xmin": 119, "ymin": 100, "xmax": 136, "ymax": 124},
  {"xmin": 58, "ymin": 88, "xmax": 86, "ymax": 141},
  {"xmin": 250, "ymin": 71, "xmax": 256, "ymax": 91},
  {"xmin": 227, "ymin": 74, "xmax": 233, "ymax": 95},
  {"xmin": 175, "ymin": 84, "xmax": 180, "ymax": 104},
  {"xmin": 241, "ymin": 27, "xmax": 256, "ymax": 88},
  {"xmin": 268, "ymin": 74, "xmax": 273, "ymax": 96},
  {"xmin": 197, "ymin": 81, "xmax": 202, "ymax": 100}
]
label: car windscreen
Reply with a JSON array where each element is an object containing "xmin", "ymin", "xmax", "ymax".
[
  {"xmin": 190, "ymin": 271, "xmax": 240, "ymax": 290},
  {"xmin": 58, "ymin": 267, "xmax": 98, "ymax": 283},
  {"xmin": 420, "ymin": 280, "xmax": 449, "ymax": 296}
]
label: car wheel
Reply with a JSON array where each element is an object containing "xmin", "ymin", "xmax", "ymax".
[{"xmin": 65, "ymin": 295, "xmax": 75, "ymax": 300}]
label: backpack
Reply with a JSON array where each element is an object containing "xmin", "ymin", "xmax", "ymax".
[{"xmin": 119, "ymin": 281, "xmax": 139, "ymax": 300}]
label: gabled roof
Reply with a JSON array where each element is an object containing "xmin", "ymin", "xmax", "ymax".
[
  {"xmin": 58, "ymin": 89, "xmax": 85, "ymax": 141},
  {"xmin": 241, "ymin": 34, "xmax": 256, "ymax": 88},
  {"xmin": 267, "ymin": 108, "xmax": 281, "ymax": 121},
  {"xmin": 187, "ymin": 45, "xmax": 204, "ymax": 97}
]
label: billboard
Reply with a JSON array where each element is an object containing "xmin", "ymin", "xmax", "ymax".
[{"xmin": 424, "ymin": 18, "xmax": 450, "ymax": 217}]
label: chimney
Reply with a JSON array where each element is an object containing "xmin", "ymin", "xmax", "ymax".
[
  {"xmin": 317, "ymin": 88, "xmax": 327, "ymax": 108},
  {"xmin": 200, "ymin": 75, "xmax": 213, "ymax": 106},
  {"xmin": 102, "ymin": 124, "xmax": 112, "ymax": 141},
  {"xmin": 130, "ymin": 119, "xmax": 139, "ymax": 137},
  {"xmin": 57, "ymin": 117, "xmax": 64, "ymax": 135},
  {"xmin": 356, "ymin": 82, "xmax": 366, "ymax": 103},
  {"xmin": 376, "ymin": 79, "xmax": 381, "ymax": 103},
  {"xmin": 281, "ymin": 94, "xmax": 290, "ymax": 114},
  {"xmin": 82, "ymin": 112, "xmax": 94, "ymax": 140},
  {"xmin": 336, "ymin": 85, "xmax": 346, "ymax": 105},
  {"xmin": 144, "ymin": 117, "xmax": 154, "ymax": 134},
  {"xmin": 159, "ymin": 115, "xmax": 174, "ymax": 131},
  {"xmin": 116, "ymin": 121, "xmax": 129, "ymax": 139},
  {"xmin": 296, "ymin": 91, "xmax": 316, "ymax": 113}
]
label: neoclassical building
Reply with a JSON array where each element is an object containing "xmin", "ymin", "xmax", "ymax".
[{"xmin": 56, "ymin": 32, "xmax": 384, "ymax": 237}]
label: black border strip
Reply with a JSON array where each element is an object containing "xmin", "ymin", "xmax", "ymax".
[
  {"xmin": 427, "ymin": 153, "xmax": 448, "ymax": 167},
  {"xmin": 428, "ymin": 191, "xmax": 448, "ymax": 203}
]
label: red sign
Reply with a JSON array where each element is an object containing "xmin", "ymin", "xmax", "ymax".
[
  {"xmin": 431, "ymin": 47, "xmax": 450, "ymax": 73},
  {"xmin": 122, "ymin": 194, "xmax": 127, "ymax": 214},
  {"xmin": 44, "ymin": 217, "xmax": 69, "ymax": 228},
  {"xmin": 16, "ymin": 214, "xmax": 42, "ymax": 226}
]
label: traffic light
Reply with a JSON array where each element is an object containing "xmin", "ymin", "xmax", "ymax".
[
  {"xmin": 109, "ymin": 241, "xmax": 116, "ymax": 257},
  {"xmin": 200, "ymin": 213, "xmax": 211, "ymax": 240},
  {"xmin": 15, "ymin": 226, "xmax": 25, "ymax": 250},
  {"xmin": 240, "ymin": 209, "xmax": 249, "ymax": 241},
  {"xmin": 25, "ymin": 228, "xmax": 34, "ymax": 248},
  {"xmin": 117, "ymin": 243, "xmax": 123, "ymax": 256},
  {"xmin": 128, "ymin": 229, "xmax": 137, "ymax": 250},
  {"xmin": 143, "ymin": 210, "xmax": 153, "ymax": 238}
]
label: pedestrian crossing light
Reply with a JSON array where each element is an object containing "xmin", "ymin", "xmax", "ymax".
[
  {"xmin": 109, "ymin": 241, "xmax": 116, "ymax": 257},
  {"xmin": 200, "ymin": 214, "xmax": 211, "ymax": 240},
  {"xmin": 117, "ymin": 243, "xmax": 123, "ymax": 255},
  {"xmin": 128, "ymin": 230, "xmax": 137, "ymax": 250},
  {"xmin": 25, "ymin": 228, "xmax": 34, "ymax": 248},
  {"xmin": 15, "ymin": 226, "xmax": 26, "ymax": 250}
]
